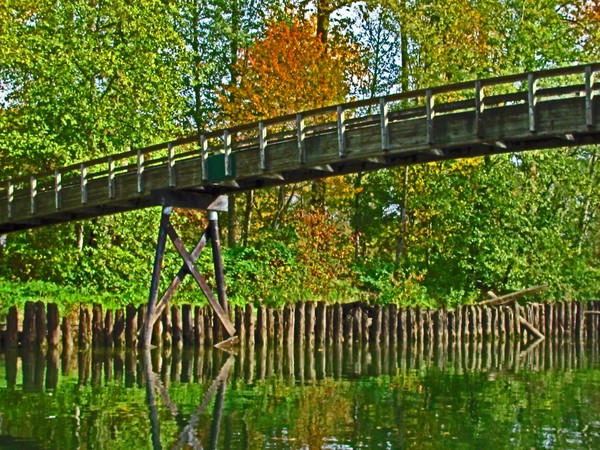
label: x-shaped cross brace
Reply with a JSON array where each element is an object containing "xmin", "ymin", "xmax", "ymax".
[{"xmin": 143, "ymin": 206, "xmax": 236, "ymax": 347}]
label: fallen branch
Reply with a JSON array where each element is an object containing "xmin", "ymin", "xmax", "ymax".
[
  {"xmin": 518, "ymin": 315, "xmax": 545, "ymax": 340},
  {"xmin": 480, "ymin": 285, "xmax": 548, "ymax": 307}
]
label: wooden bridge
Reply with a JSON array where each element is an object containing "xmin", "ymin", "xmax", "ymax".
[
  {"xmin": 1, "ymin": 63, "xmax": 599, "ymax": 346},
  {"xmin": 1, "ymin": 63, "xmax": 599, "ymax": 234}
]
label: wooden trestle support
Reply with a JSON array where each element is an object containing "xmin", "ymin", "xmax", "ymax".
[{"xmin": 143, "ymin": 196, "xmax": 236, "ymax": 348}]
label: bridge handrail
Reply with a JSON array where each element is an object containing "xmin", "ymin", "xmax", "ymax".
[{"xmin": 2, "ymin": 62, "xmax": 599, "ymax": 196}]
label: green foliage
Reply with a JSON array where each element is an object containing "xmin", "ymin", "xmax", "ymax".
[
  {"xmin": 0, "ymin": 0, "xmax": 187, "ymax": 175},
  {"xmin": 0, "ymin": 0, "xmax": 598, "ymax": 311}
]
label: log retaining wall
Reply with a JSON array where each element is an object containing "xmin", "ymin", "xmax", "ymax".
[{"xmin": 1, "ymin": 300, "xmax": 599, "ymax": 350}]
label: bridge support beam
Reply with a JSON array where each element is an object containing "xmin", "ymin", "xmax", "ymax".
[{"xmin": 143, "ymin": 205, "xmax": 236, "ymax": 348}]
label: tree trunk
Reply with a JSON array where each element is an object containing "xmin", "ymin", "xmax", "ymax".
[
  {"xmin": 395, "ymin": 166, "xmax": 409, "ymax": 264},
  {"xmin": 400, "ymin": 8, "xmax": 410, "ymax": 93},
  {"xmin": 242, "ymin": 190, "xmax": 254, "ymax": 246},
  {"xmin": 316, "ymin": 0, "xmax": 331, "ymax": 44},
  {"xmin": 228, "ymin": 193, "xmax": 236, "ymax": 247},
  {"xmin": 353, "ymin": 172, "xmax": 364, "ymax": 261}
]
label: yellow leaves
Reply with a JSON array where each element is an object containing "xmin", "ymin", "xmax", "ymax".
[{"xmin": 568, "ymin": 1, "xmax": 600, "ymax": 56}]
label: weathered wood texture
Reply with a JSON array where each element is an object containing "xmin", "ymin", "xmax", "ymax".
[
  {"xmin": 2, "ymin": 300, "xmax": 599, "ymax": 350},
  {"xmin": 2, "ymin": 64, "xmax": 599, "ymax": 233}
]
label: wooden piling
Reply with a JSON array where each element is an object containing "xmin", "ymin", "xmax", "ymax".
[
  {"xmin": 256, "ymin": 305, "xmax": 267, "ymax": 346},
  {"xmin": 353, "ymin": 306, "xmax": 362, "ymax": 343},
  {"xmin": 315, "ymin": 302, "xmax": 326, "ymax": 348},
  {"xmin": 399, "ymin": 308, "xmax": 407, "ymax": 344},
  {"xmin": 371, "ymin": 306, "xmax": 382, "ymax": 343},
  {"xmin": 104, "ymin": 309, "xmax": 114, "ymax": 348},
  {"xmin": 362, "ymin": 306, "xmax": 370, "ymax": 345},
  {"xmin": 92, "ymin": 304, "xmax": 103, "ymax": 349},
  {"xmin": 245, "ymin": 304, "xmax": 255, "ymax": 345},
  {"xmin": 172, "ymin": 305, "xmax": 183, "ymax": 347},
  {"xmin": 35, "ymin": 301, "xmax": 47, "ymax": 349},
  {"xmin": 266, "ymin": 307, "xmax": 275, "ymax": 341},
  {"xmin": 333, "ymin": 303, "xmax": 343, "ymax": 344},
  {"xmin": 125, "ymin": 304, "xmax": 138, "ymax": 348},
  {"xmin": 326, "ymin": 304, "xmax": 334, "ymax": 343},
  {"xmin": 389, "ymin": 305, "xmax": 398, "ymax": 346},
  {"xmin": 284, "ymin": 304, "xmax": 295, "ymax": 346},
  {"xmin": 306, "ymin": 302, "xmax": 316, "ymax": 346},
  {"xmin": 5, "ymin": 306, "xmax": 18, "ymax": 348},
  {"xmin": 381, "ymin": 306, "xmax": 390, "ymax": 345},
  {"xmin": 79, "ymin": 305, "xmax": 91, "ymax": 349},
  {"xmin": 159, "ymin": 307, "xmax": 171, "ymax": 347},
  {"xmin": 113, "ymin": 308, "xmax": 125, "ymax": 348},
  {"xmin": 235, "ymin": 306, "xmax": 245, "ymax": 347},
  {"xmin": 22, "ymin": 301, "xmax": 36, "ymax": 348},
  {"xmin": 343, "ymin": 306, "xmax": 353, "ymax": 344},
  {"xmin": 194, "ymin": 306, "xmax": 204, "ymax": 347},
  {"xmin": 182, "ymin": 304, "xmax": 194, "ymax": 347},
  {"xmin": 295, "ymin": 302, "xmax": 305, "ymax": 343}
]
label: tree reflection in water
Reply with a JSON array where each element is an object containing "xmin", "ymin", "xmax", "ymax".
[{"xmin": 0, "ymin": 335, "xmax": 598, "ymax": 449}]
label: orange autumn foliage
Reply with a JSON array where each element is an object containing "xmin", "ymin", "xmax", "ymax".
[
  {"xmin": 570, "ymin": 0, "xmax": 600, "ymax": 56},
  {"xmin": 220, "ymin": 19, "xmax": 360, "ymax": 124}
]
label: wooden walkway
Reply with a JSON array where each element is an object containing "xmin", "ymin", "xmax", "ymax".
[{"xmin": 1, "ymin": 63, "xmax": 599, "ymax": 234}]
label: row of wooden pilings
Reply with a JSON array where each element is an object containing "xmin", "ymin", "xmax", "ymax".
[{"xmin": 1, "ymin": 300, "xmax": 600, "ymax": 350}]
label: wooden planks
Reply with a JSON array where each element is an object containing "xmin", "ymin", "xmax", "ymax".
[{"xmin": 1, "ymin": 64, "xmax": 600, "ymax": 233}]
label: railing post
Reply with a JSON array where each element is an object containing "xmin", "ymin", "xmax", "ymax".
[
  {"xmin": 108, "ymin": 158, "xmax": 115, "ymax": 199},
  {"xmin": 137, "ymin": 149, "xmax": 144, "ymax": 193},
  {"xmin": 54, "ymin": 170, "xmax": 62, "ymax": 209},
  {"xmin": 223, "ymin": 129, "xmax": 232, "ymax": 177},
  {"xmin": 337, "ymin": 105, "xmax": 347, "ymax": 158},
  {"xmin": 585, "ymin": 65, "xmax": 595, "ymax": 128},
  {"xmin": 380, "ymin": 97, "xmax": 389, "ymax": 151},
  {"xmin": 259, "ymin": 121, "xmax": 267, "ymax": 171},
  {"xmin": 297, "ymin": 113, "xmax": 306, "ymax": 164},
  {"xmin": 528, "ymin": 72, "xmax": 538, "ymax": 133},
  {"xmin": 426, "ymin": 89, "xmax": 435, "ymax": 145},
  {"xmin": 200, "ymin": 134, "xmax": 208, "ymax": 181},
  {"xmin": 475, "ymin": 81, "xmax": 485, "ymax": 139},
  {"xmin": 30, "ymin": 175, "xmax": 37, "ymax": 215},
  {"xmin": 80, "ymin": 164, "xmax": 88, "ymax": 204},
  {"xmin": 168, "ymin": 143, "xmax": 176, "ymax": 187},
  {"xmin": 7, "ymin": 178, "xmax": 14, "ymax": 219}
]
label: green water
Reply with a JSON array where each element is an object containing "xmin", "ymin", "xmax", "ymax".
[{"xmin": 0, "ymin": 339, "xmax": 599, "ymax": 449}]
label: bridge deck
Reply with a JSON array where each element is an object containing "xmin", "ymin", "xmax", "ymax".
[{"xmin": 1, "ymin": 63, "xmax": 600, "ymax": 234}]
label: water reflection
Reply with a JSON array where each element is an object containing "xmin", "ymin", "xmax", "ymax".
[
  {"xmin": 2, "ymin": 334, "xmax": 599, "ymax": 391},
  {"xmin": 144, "ymin": 349, "xmax": 235, "ymax": 450},
  {"xmin": 0, "ymin": 336, "xmax": 599, "ymax": 449}
]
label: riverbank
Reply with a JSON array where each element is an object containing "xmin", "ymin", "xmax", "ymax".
[{"xmin": 1, "ymin": 299, "xmax": 599, "ymax": 351}]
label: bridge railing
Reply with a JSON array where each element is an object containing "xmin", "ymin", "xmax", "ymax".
[{"xmin": 1, "ymin": 63, "xmax": 599, "ymax": 224}]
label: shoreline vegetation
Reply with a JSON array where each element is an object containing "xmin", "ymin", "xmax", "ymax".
[{"xmin": 1, "ymin": 1, "xmax": 599, "ymax": 311}]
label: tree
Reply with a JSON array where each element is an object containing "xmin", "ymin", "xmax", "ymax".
[
  {"xmin": 0, "ymin": 0, "xmax": 187, "ymax": 175},
  {"xmin": 565, "ymin": 0, "xmax": 600, "ymax": 58},
  {"xmin": 220, "ymin": 18, "xmax": 357, "ymax": 123},
  {"xmin": 218, "ymin": 18, "xmax": 360, "ymax": 244},
  {"xmin": 0, "ymin": 1, "xmax": 188, "ymax": 301}
]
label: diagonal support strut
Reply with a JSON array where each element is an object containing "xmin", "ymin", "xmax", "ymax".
[{"xmin": 143, "ymin": 206, "xmax": 236, "ymax": 347}]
